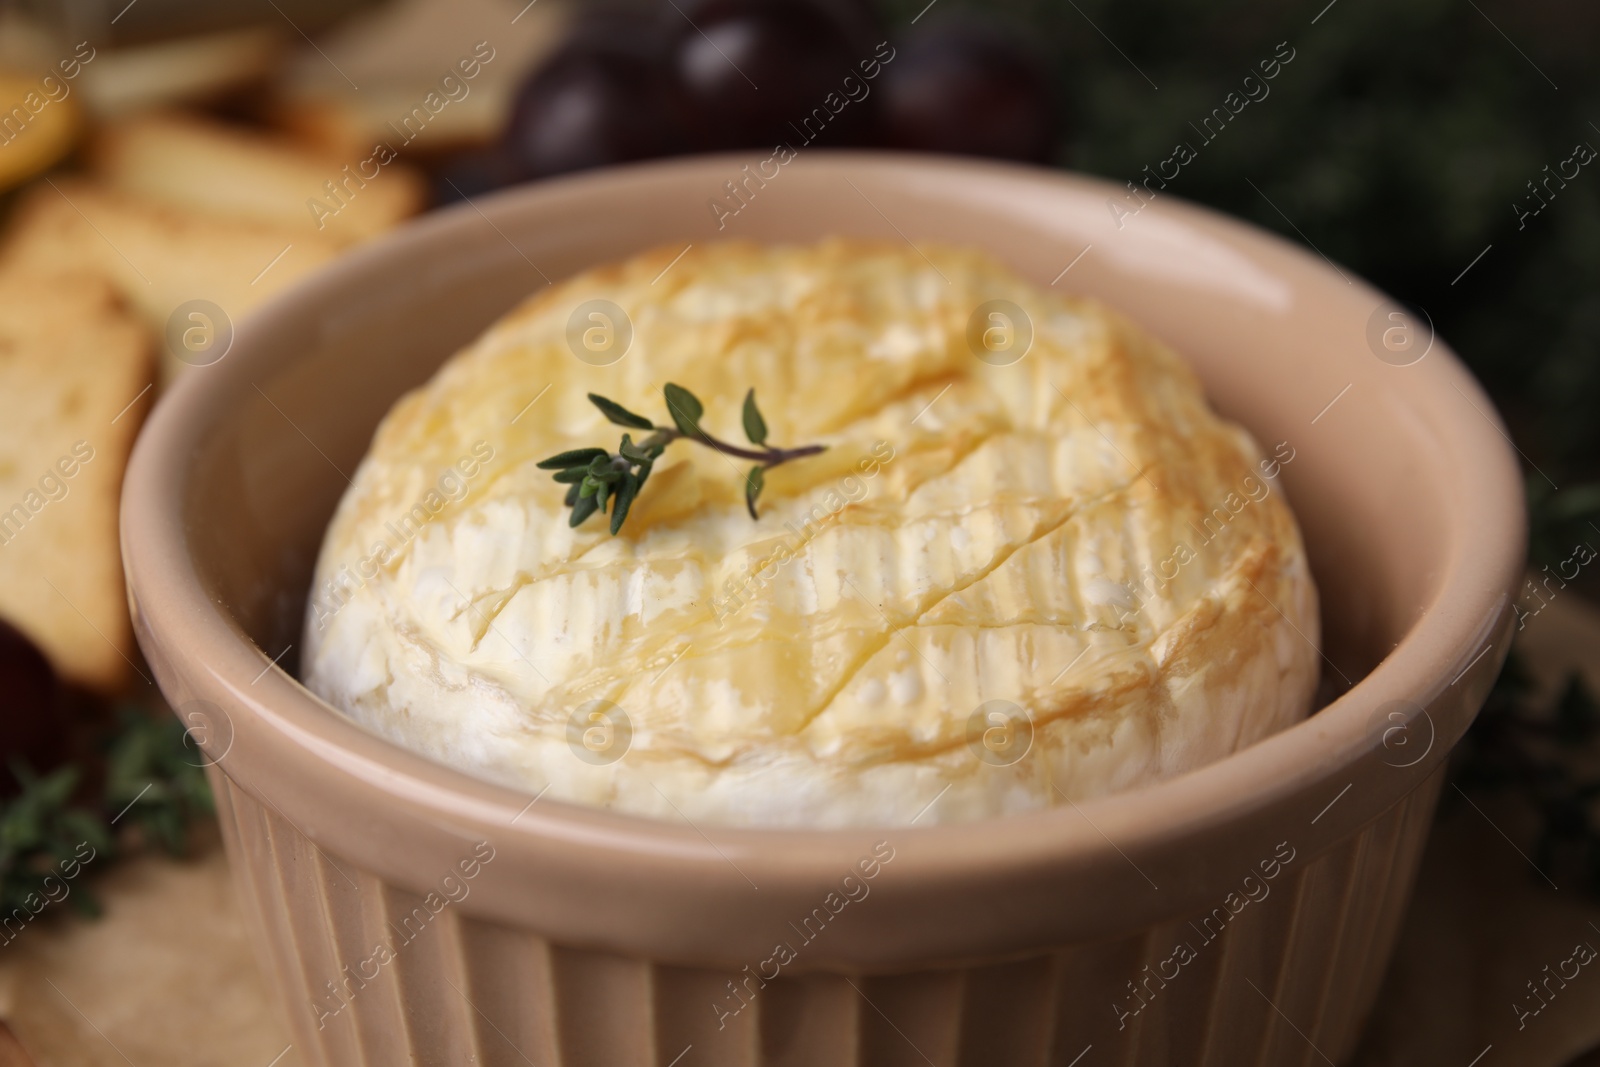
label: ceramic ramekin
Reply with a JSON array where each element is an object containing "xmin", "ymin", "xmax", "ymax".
[{"xmin": 122, "ymin": 154, "xmax": 1523, "ymax": 1066}]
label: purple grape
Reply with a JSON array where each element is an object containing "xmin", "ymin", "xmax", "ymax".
[
  {"xmin": 810, "ymin": 0, "xmax": 888, "ymax": 56},
  {"xmin": 675, "ymin": 0, "xmax": 874, "ymax": 150},
  {"xmin": 880, "ymin": 14, "xmax": 1058, "ymax": 163},
  {"xmin": 0, "ymin": 618, "xmax": 64, "ymax": 782},
  {"xmin": 504, "ymin": 10, "xmax": 698, "ymax": 179}
]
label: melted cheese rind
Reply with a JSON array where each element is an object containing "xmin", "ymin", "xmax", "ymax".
[{"xmin": 304, "ymin": 240, "xmax": 1319, "ymax": 827}]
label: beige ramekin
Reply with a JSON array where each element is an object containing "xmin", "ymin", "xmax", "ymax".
[{"xmin": 122, "ymin": 154, "xmax": 1524, "ymax": 1066}]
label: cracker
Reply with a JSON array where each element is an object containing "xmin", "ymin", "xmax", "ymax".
[
  {"xmin": 90, "ymin": 111, "xmax": 425, "ymax": 243},
  {"xmin": 0, "ymin": 179, "xmax": 344, "ymax": 380},
  {"xmin": 0, "ymin": 269, "xmax": 154, "ymax": 693}
]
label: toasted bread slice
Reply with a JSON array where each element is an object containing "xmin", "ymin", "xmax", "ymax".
[
  {"xmin": 0, "ymin": 179, "xmax": 344, "ymax": 379},
  {"xmin": 74, "ymin": 25, "xmax": 286, "ymax": 117},
  {"xmin": 272, "ymin": 0, "xmax": 568, "ymax": 157},
  {"xmin": 91, "ymin": 111, "xmax": 425, "ymax": 242},
  {"xmin": 0, "ymin": 72, "xmax": 83, "ymax": 193},
  {"xmin": 0, "ymin": 270, "xmax": 154, "ymax": 693}
]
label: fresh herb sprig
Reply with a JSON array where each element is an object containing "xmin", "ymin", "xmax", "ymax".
[
  {"xmin": 104, "ymin": 709, "xmax": 213, "ymax": 855},
  {"xmin": 1, "ymin": 765, "xmax": 111, "ymax": 918},
  {"xmin": 0, "ymin": 709, "xmax": 213, "ymax": 920},
  {"xmin": 539, "ymin": 384, "xmax": 826, "ymax": 533},
  {"xmin": 1453, "ymin": 653, "xmax": 1600, "ymax": 895}
]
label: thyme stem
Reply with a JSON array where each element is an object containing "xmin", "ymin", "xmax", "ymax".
[
  {"xmin": 539, "ymin": 384, "xmax": 827, "ymax": 533},
  {"xmin": 640, "ymin": 427, "xmax": 828, "ymax": 467}
]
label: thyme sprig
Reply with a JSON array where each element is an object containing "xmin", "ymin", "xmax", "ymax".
[
  {"xmin": 0, "ymin": 709, "xmax": 213, "ymax": 920},
  {"xmin": 1453, "ymin": 653, "xmax": 1600, "ymax": 895},
  {"xmin": 539, "ymin": 384, "xmax": 826, "ymax": 532}
]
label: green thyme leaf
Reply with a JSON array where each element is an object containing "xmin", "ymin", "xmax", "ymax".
[
  {"xmin": 742, "ymin": 388, "xmax": 768, "ymax": 446},
  {"xmin": 553, "ymin": 467, "xmax": 588, "ymax": 483},
  {"xmin": 579, "ymin": 476, "xmax": 600, "ymax": 499},
  {"xmin": 570, "ymin": 492, "xmax": 600, "ymax": 527},
  {"xmin": 587, "ymin": 456, "xmax": 623, "ymax": 485},
  {"xmin": 610, "ymin": 474, "xmax": 639, "ymax": 534},
  {"xmin": 565, "ymin": 483, "xmax": 581, "ymax": 506},
  {"xmin": 663, "ymin": 383, "xmax": 704, "ymax": 436},
  {"xmin": 537, "ymin": 447, "xmax": 609, "ymax": 470},
  {"xmin": 588, "ymin": 393, "xmax": 654, "ymax": 430},
  {"xmin": 618, "ymin": 434, "xmax": 651, "ymax": 463},
  {"xmin": 745, "ymin": 465, "xmax": 765, "ymax": 520}
]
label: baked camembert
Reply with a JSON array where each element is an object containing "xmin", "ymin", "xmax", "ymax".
[{"xmin": 303, "ymin": 240, "xmax": 1319, "ymax": 827}]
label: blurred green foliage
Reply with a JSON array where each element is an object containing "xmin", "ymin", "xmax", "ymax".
[
  {"xmin": 104, "ymin": 709, "xmax": 213, "ymax": 856},
  {"xmin": 1455, "ymin": 651, "xmax": 1600, "ymax": 893},
  {"xmin": 0, "ymin": 765, "xmax": 110, "ymax": 920},
  {"xmin": 0, "ymin": 709, "xmax": 211, "ymax": 922},
  {"xmin": 885, "ymin": 0, "xmax": 1600, "ymax": 562}
]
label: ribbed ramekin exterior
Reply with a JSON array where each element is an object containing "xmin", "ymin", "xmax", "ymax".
[{"xmin": 213, "ymin": 765, "xmax": 1441, "ymax": 1067}]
